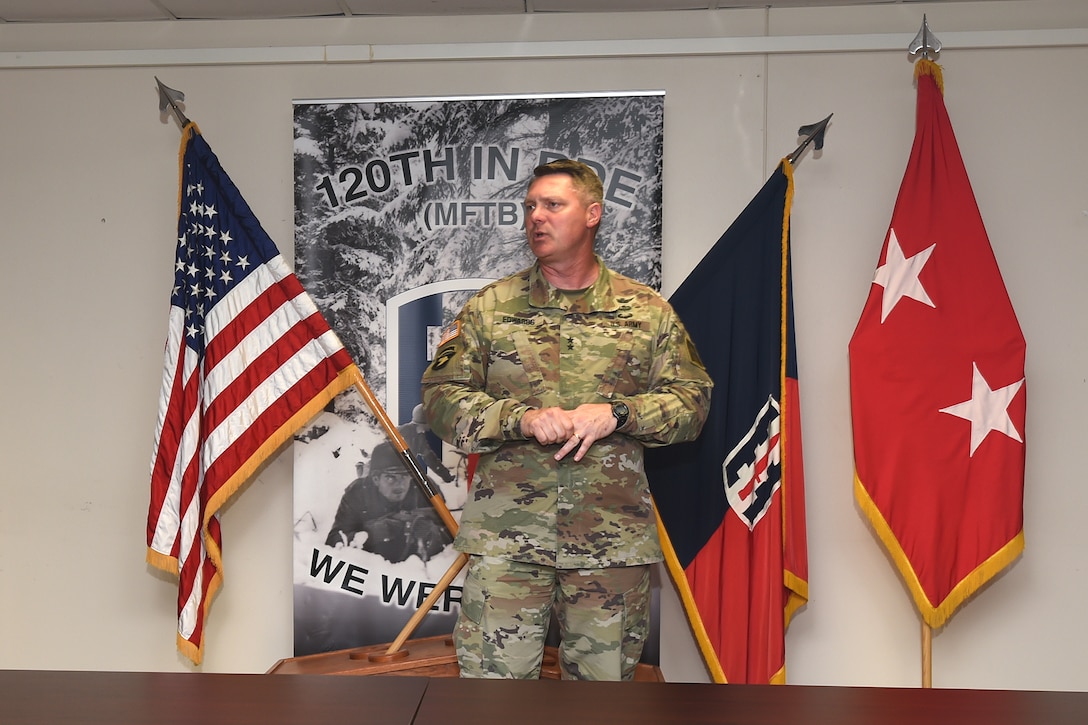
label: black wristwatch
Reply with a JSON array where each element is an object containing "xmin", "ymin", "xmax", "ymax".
[{"xmin": 611, "ymin": 400, "xmax": 630, "ymax": 429}]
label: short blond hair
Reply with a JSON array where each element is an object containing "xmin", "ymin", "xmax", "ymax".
[{"xmin": 532, "ymin": 159, "xmax": 604, "ymax": 207}]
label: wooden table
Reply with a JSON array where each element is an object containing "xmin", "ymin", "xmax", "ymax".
[
  {"xmin": 0, "ymin": 670, "xmax": 426, "ymax": 724},
  {"xmin": 3, "ymin": 669, "xmax": 1087, "ymax": 724},
  {"xmin": 415, "ymin": 678, "xmax": 1088, "ymax": 725}
]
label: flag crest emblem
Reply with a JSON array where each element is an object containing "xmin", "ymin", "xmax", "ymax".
[{"xmin": 723, "ymin": 395, "xmax": 781, "ymax": 531}]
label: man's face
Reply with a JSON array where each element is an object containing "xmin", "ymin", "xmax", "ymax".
[
  {"xmin": 523, "ymin": 174, "xmax": 601, "ymax": 265},
  {"xmin": 375, "ymin": 470, "xmax": 411, "ymax": 502}
]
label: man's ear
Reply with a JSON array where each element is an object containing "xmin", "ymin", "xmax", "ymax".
[{"xmin": 586, "ymin": 202, "xmax": 602, "ymax": 228}]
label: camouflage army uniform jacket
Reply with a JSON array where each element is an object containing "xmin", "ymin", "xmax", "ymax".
[{"xmin": 421, "ymin": 258, "xmax": 712, "ymax": 569}]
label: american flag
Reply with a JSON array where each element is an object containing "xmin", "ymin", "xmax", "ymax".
[{"xmin": 147, "ymin": 124, "xmax": 356, "ymax": 665}]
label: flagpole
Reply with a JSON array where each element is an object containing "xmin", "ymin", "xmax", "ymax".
[
  {"xmin": 350, "ymin": 367, "xmax": 461, "ymax": 537},
  {"xmin": 155, "ymin": 77, "xmax": 190, "ymax": 128},
  {"xmin": 347, "ymin": 372, "xmax": 469, "ymax": 663},
  {"xmin": 908, "ymin": 15, "xmax": 942, "ymax": 62},
  {"xmin": 361, "ymin": 552, "xmax": 471, "ymax": 663},
  {"xmin": 922, "ymin": 622, "xmax": 933, "ymax": 688},
  {"xmin": 348, "ymin": 370, "xmax": 470, "ymax": 664},
  {"xmin": 788, "ymin": 114, "xmax": 833, "ymax": 166},
  {"xmin": 908, "ymin": 17, "xmax": 941, "ymax": 690}
]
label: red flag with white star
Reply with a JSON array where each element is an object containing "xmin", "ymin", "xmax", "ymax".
[{"xmin": 848, "ymin": 60, "xmax": 1026, "ymax": 628}]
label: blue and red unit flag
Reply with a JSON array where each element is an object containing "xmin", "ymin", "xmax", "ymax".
[{"xmin": 647, "ymin": 159, "xmax": 808, "ymax": 684}]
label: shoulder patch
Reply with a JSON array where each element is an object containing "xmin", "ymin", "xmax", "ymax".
[
  {"xmin": 430, "ymin": 344, "xmax": 458, "ymax": 371},
  {"xmin": 686, "ymin": 337, "xmax": 705, "ymax": 367},
  {"xmin": 438, "ymin": 320, "xmax": 461, "ymax": 346}
]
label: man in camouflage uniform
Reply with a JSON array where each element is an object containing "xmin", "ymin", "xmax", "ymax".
[{"xmin": 421, "ymin": 159, "xmax": 712, "ymax": 680}]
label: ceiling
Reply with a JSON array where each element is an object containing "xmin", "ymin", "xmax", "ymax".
[{"xmin": 0, "ymin": 0, "xmax": 1002, "ymax": 24}]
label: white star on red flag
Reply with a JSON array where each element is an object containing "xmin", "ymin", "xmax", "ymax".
[
  {"xmin": 873, "ymin": 229, "xmax": 936, "ymax": 323},
  {"xmin": 939, "ymin": 362, "xmax": 1025, "ymax": 456}
]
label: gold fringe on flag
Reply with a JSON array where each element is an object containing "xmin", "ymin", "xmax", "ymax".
[
  {"xmin": 654, "ymin": 511, "xmax": 729, "ymax": 684},
  {"xmin": 914, "ymin": 58, "xmax": 945, "ymax": 96},
  {"xmin": 853, "ymin": 473, "xmax": 1024, "ymax": 630}
]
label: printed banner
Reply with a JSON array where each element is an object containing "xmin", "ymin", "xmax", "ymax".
[{"xmin": 292, "ymin": 93, "xmax": 664, "ymax": 656}]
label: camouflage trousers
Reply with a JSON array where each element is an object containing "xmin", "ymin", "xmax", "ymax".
[{"xmin": 454, "ymin": 555, "xmax": 650, "ymax": 681}]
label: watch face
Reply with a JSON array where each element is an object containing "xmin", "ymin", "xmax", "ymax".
[{"xmin": 612, "ymin": 401, "xmax": 630, "ymax": 425}]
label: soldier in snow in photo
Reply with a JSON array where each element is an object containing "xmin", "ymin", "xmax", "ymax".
[
  {"xmin": 421, "ymin": 159, "xmax": 713, "ymax": 680},
  {"xmin": 325, "ymin": 440, "xmax": 450, "ymax": 564}
]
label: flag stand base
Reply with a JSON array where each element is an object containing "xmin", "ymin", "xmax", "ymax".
[{"xmin": 267, "ymin": 633, "xmax": 664, "ymax": 681}]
